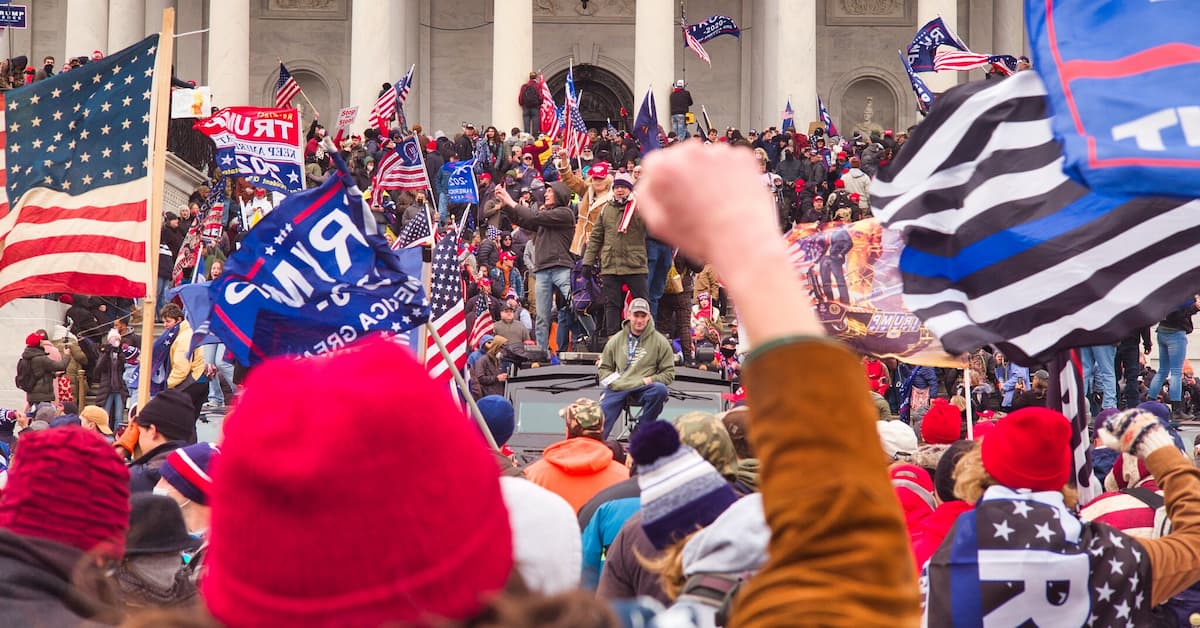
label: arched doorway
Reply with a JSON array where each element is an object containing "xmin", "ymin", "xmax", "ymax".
[{"xmin": 545, "ymin": 64, "xmax": 634, "ymax": 131}]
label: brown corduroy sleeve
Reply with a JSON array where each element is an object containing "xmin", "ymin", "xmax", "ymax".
[
  {"xmin": 731, "ymin": 338, "xmax": 921, "ymax": 627},
  {"xmin": 1137, "ymin": 447, "xmax": 1200, "ymax": 605}
]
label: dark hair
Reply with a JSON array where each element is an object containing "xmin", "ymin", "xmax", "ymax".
[{"xmin": 159, "ymin": 303, "xmax": 184, "ymax": 321}]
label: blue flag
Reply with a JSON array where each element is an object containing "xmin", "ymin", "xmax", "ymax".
[
  {"xmin": 817, "ymin": 96, "xmax": 838, "ymax": 136},
  {"xmin": 1029, "ymin": 0, "xmax": 1200, "ymax": 198},
  {"xmin": 900, "ymin": 51, "xmax": 936, "ymax": 114},
  {"xmin": 905, "ymin": 17, "xmax": 967, "ymax": 72},
  {"xmin": 781, "ymin": 100, "xmax": 795, "ymax": 133},
  {"xmin": 685, "ymin": 15, "xmax": 740, "ymax": 44},
  {"xmin": 633, "ymin": 87, "xmax": 661, "ymax": 156},
  {"xmin": 207, "ymin": 155, "xmax": 429, "ymax": 366},
  {"xmin": 444, "ymin": 158, "xmax": 479, "ymax": 204}
]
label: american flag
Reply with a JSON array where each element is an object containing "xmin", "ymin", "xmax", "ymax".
[
  {"xmin": 467, "ymin": 293, "xmax": 495, "ymax": 352},
  {"xmin": 369, "ymin": 83, "xmax": 397, "ymax": 134},
  {"xmin": 617, "ymin": 195, "xmax": 638, "ymax": 233},
  {"xmin": 934, "ymin": 48, "xmax": 1015, "ymax": 76},
  {"xmin": 391, "ymin": 203, "xmax": 434, "ymax": 250},
  {"xmin": 371, "ymin": 136, "xmax": 430, "ymax": 207},
  {"xmin": 394, "ymin": 64, "xmax": 415, "ymax": 132},
  {"xmin": 0, "ymin": 35, "xmax": 159, "ymax": 307},
  {"xmin": 425, "ymin": 234, "xmax": 468, "ymax": 389},
  {"xmin": 781, "ymin": 100, "xmax": 794, "ymax": 133},
  {"xmin": 563, "ymin": 67, "xmax": 591, "ymax": 158},
  {"xmin": 818, "ymin": 95, "xmax": 838, "ymax": 136},
  {"xmin": 538, "ymin": 73, "xmax": 560, "ymax": 139},
  {"xmin": 682, "ymin": 14, "xmax": 712, "ymax": 66},
  {"xmin": 274, "ymin": 62, "xmax": 301, "ymax": 109}
]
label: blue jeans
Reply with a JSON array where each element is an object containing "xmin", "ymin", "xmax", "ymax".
[
  {"xmin": 645, "ymin": 239, "xmax": 674, "ymax": 317},
  {"xmin": 670, "ymin": 114, "xmax": 688, "ymax": 140},
  {"xmin": 600, "ymin": 382, "xmax": 670, "ymax": 440},
  {"xmin": 204, "ymin": 343, "xmax": 235, "ymax": 405},
  {"xmin": 522, "ymin": 107, "xmax": 539, "ymax": 134},
  {"xmin": 1150, "ymin": 329, "xmax": 1188, "ymax": 402},
  {"xmin": 437, "ymin": 193, "xmax": 450, "ymax": 225},
  {"xmin": 102, "ymin": 393, "xmax": 126, "ymax": 431},
  {"xmin": 534, "ymin": 266, "xmax": 572, "ymax": 352},
  {"xmin": 155, "ymin": 277, "xmax": 172, "ymax": 317},
  {"xmin": 1081, "ymin": 344, "xmax": 1118, "ymax": 411}
]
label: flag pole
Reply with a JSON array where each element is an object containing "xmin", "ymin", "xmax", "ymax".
[
  {"xmin": 137, "ymin": 7, "xmax": 177, "ymax": 411},
  {"xmin": 411, "ymin": 130, "xmax": 440, "ymax": 224},
  {"xmin": 425, "ymin": 321, "xmax": 498, "ymax": 451},
  {"xmin": 964, "ymin": 366, "xmax": 973, "ymax": 439},
  {"xmin": 278, "ymin": 57, "xmax": 320, "ymax": 117}
]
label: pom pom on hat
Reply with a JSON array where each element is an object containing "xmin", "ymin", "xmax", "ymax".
[
  {"xmin": 629, "ymin": 420, "xmax": 681, "ymax": 466},
  {"xmin": 981, "ymin": 407, "xmax": 1072, "ymax": 491}
]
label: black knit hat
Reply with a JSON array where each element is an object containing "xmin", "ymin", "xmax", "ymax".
[
  {"xmin": 125, "ymin": 493, "xmax": 201, "ymax": 556},
  {"xmin": 135, "ymin": 389, "xmax": 195, "ymax": 442},
  {"xmin": 934, "ymin": 440, "xmax": 976, "ymax": 502}
]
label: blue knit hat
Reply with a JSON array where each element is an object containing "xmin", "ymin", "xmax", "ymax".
[
  {"xmin": 477, "ymin": 395, "xmax": 515, "ymax": 446},
  {"xmin": 630, "ymin": 421, "xmax": 738, "ymax": 550},
  {"xmin": 160, "ymin": 442, "xmax": 219, "ymax": 505}
]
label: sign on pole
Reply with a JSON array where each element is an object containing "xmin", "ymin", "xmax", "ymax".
[
  {"xmin": 0, "ymin": 5, "xmax": 27, "ymax": 29},
  {"xmin": 335, "ymin": 105, "xmax": 359, "ymax": 139}
]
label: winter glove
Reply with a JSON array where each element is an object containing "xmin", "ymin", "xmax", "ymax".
[{"xmin": 1100, "ymin": 409, "xmax": 1175, "ymax": 458}]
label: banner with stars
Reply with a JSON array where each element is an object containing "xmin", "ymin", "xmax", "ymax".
[
  {"xmin": 194, "ymin": 106, "xmax": 304, "ymax": 196},
  {"xmin": 0, "ymin": 35, "xmax": 159, "ymax": 307},
  {"xmin": 206, "ymin": 154, "xmax": 430, "ymax": 366}
]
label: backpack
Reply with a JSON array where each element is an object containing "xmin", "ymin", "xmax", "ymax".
[
  {"xmin": 14, "ymin": 356, "xmax": 35, "ymax": 393},
  {"xmin": 519, "ymin": 82, "xmax": 541, "ymax": 108},
  {"xmin": 570, "ymin": 259, "xmax": 603, "ymax": 313}
]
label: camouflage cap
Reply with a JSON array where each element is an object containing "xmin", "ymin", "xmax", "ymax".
[
  {"xmin": 673, "ymin": 411, "xmax": 738, "ymax": 479},
  {"xmin": 560, "ymin": 397, "xmax": 603, "ymax": 431}
]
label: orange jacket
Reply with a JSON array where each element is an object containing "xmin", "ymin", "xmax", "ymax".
[{"xmin": 524, "ymin": 437, "xmax": 628, "ymax": 513}]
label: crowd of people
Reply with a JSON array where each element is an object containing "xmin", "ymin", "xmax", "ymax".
[{"xmin": 8, "ymin": 50, "xmax": 1200, "ymax": 625}]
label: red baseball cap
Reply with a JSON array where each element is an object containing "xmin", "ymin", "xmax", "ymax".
[{"xmin": 589, "ymin": 161, "xmax": 611, "ymax": 179}]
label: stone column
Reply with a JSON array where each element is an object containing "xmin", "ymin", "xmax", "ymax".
[
  {"xmin": 206, "ymin": 0, "xmax": 250, "ymax": 108},
  {"xmin": 634, "ymin": 0, "xmax": 674, "ymax": 129},
  {"xmin": 917, "ymin": 0, "xmax": 959, "ymax": 92},
  {"xmin": 402, "ymin": 0, "xmax": 421, "ymax": 125},
  {"xmin": 760, "ymin": 0, "xmax": 816, "ymax": 129},
  {"xmin": 993, "ymin": 0, "xmax": 1024, "ymax": 58},
  {"xmin": 174, "ymin": 0, "xmax": 203, "ymax": 85},
  {"xmin": 108, "ymin": 0, "xmax": 145, "ymax": 52},
  {"xmin": 350, "ymin": 0, "xmax": 396, "ymax": 129},
  {"xmin": 64, "ymin": 0, "xmax": 109, "ymax": 61},
  {"xmin": 145, "ymin": 0, "xmax": 176, "ymax": 39},
  {"xmin": 490, "ymin": 0, "xmax": 532, "ymax": 133}
]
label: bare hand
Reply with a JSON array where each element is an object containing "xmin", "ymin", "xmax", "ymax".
[
  {"xmin": 643, "ymin": 376, "xmax": 653, "ymax": 386},
  {"xmin": 496, "ymin": 186, "xmax": 514, "ymax": 207},
  {"xmin": 556, "ymin": 148, "xmax": 569, "ymax": 163},
  {"xmin": 497, "ymin": 373, "xmax": 508, "ymax": 381}
]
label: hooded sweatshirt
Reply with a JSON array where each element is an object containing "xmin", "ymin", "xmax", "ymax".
[
  {"xmin": 598, "ymin": 317, "xmax": 676, "ymax": 392},
  {"xmin": 523, "ymin": 437, "xmax": 629, "ymax": 512}
]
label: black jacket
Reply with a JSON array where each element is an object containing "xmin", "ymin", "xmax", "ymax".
[
  {"xmin": 158, "ymin": 225, "xmax": 183, "ymax": 280},
  {"xmin": 128, "ymin": 441, "xmax": 186, "ymax": 494},
  {"xmin": 669, "ymin": 88, "xmax": 693, "ymax": 116},
  {"xmin": 21, "ymin": 344, "xmax": 68, "ymax": 404},
  {"xmin": 0, "ymin": 530, "xmax": 122, "ymax": 626},
  {"xmin": 503, "ymin": 199, "xmax": 576, "ymax": 271},
  {"xmin": 1160, "ymin": 303, "xmax": 1200, "ymax": 334}
]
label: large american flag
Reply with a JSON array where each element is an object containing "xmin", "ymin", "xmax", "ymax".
[
  {"xmin": 467, "ymin": 292, "xmax": 495, "ymax": 352},
  {"xmin": 538, "ymin": 73, "xmax": 560, "ymax": 139},
  {"xmin": 563, "ymin": 67, "xmax": 590, "ymax": 157},
  {"xmin": 425, "ymin": 234, "xmax": 468, "ymax": 388},
  {"xmin": 0, "ymin": 35, "xmax": 159, "ymax": 307},
  {"xmin": 682, "ymin": 11, "xmax": 712, "ymax": 66},
  {"xmin": 274, "ymin": 62, "xmax": 301, "ymax": 108},
  {"xmin": 934, "ymin": 48, "xmax": 1015, "ymax": 76},
  {"xmin": 371, "ymin": 136, "xmax": 430, "ymax": 207}
]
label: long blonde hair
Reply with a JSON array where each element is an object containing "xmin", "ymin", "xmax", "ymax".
[{"xmin": 636, "ymin": 532, "xmax": 699, "ymax": 601}]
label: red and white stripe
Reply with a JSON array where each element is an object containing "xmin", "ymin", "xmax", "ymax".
[
  {"xmin": 539, "ymin": 74, "xmax": 560, "ymax": 139},
  {"xmin": 683, "ymin": 25, "xmax": 712, "ymax": 66},
  {"xmin": 933, "ymin": 48, "xmax": 996, "ymax": 73},
  {"xmin": 369, "ymin": 85, "xmax": 397, "ymax": 134},
  {"xmin": 468, "ymin": 308, "xmax": 496, "ymax": 352},
  {"xmin": 373, "ymin": 151, "xmax": 430, "ymax": 193},
  {"xmin": 425, "ymin": 304, "xmax": 467, "ymax": 384},
  {"xmin": 0, "ymin": 100, "xmax": 148, "ymax": 307},
  {"xmin": 617, "ymin": 195, "xmax": 638, "ymax": 233},
  {"xmin": 275, "ymin": 77, "xmax": 300, "ymax": 109}
]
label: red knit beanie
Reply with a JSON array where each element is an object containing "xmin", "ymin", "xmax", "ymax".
[
  {"xmin": 25, "ymin": 333, "xmax": 40, "ymax": 347},
  {"xmin": 0, "ymin": 427, "xmax": 130, "ymax": 557},
  {"xmin": 921, "ymin": 398, "xmax": 961, "ymax": 445},
  {"xmin": 980, "ymin": 407, "xmax": 1072, "ymax": 491},
  {"xmin": 202, "ymin": 336, "xmax": 513, "ymax": 627}
]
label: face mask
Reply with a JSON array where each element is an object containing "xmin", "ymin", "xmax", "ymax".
[
  {"xmin": 152, "ymin": 486, "xmax": 170, "ymax": 497},
  {"xmin": 721, "ymin": 346, "xmax": 737, "ymax": 358}
]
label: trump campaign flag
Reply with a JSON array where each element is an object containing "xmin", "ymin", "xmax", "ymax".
[
  {"xmin": 444, "ymin": 158, "xmax": 479, "ymax": 204},
  {"xmin": 207, "ymin": 153, "xmax": 429, "ymax": 366},
  {"xmin": 195, "ymin": 107, "xmax": 304, "ymax": 195},
  {"xmin": 1029, "ymin": 0, "xmax": 1200, "ymax": 198},
  {"xmin": 685, "ymin": 15, "xmax": 739, "ymax": 44},
  {"xmin": 905, "ymin": 16, "xmax": 967, "ymax": 72},
  {"xmin": 0, "ymin": 35, "xmax": 160, "ymax": 307}
]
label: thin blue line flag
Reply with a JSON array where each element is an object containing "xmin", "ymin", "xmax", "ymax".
[{"xmin": 207, "ymin": 152, "xmax": 429, "ymax": 366}]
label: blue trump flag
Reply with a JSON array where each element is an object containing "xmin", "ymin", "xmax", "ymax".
[
  {"xmin": 633, "ymin": 87, "xmax": 661, "ymax": 156},
  {"xmin": 685, "ymin": 15, "xmax": 739, "ymax": 45},
  {"xmin": 207, "ymin": 154, "xmax": 429, "ymax": 366},
  {"xmin": 900, "ymin": 51, "xmax": 935, "ymax": 115},
  {"xmin": 1028, "ymin": 0, "xmax": 1200, "ymax": 198},
  {"xmin": 444, "ymin": 158, "xmax": 479, "ymax": 204},
  {"xmin": 906, "ymin": 17, "xmax": 967, "ymax": 72}
]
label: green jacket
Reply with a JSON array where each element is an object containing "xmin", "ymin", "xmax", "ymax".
[
  {"xmin": 582, "ymin": 198, "xmax": 648, "ymax": 276},
  {"xmin": 598, "ymin": 317, "xmax": 675, "ymax": 392}
]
